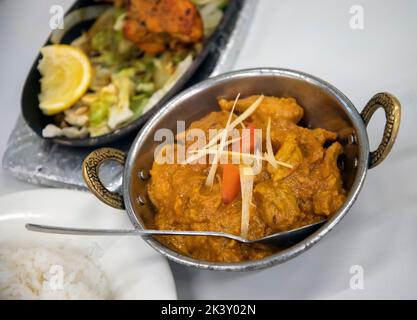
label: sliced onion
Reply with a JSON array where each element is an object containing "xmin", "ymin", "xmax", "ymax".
[
  {"xmin": 42, "ymin": 124, "xmax": 88, "ymax": 139},
  {"xmin": 200, "ymin": 3, "xmax": 224, "ymax": 36},
  {"xmin": 113, "ymin": 12, "xmax": 126, "ymax": 31}
]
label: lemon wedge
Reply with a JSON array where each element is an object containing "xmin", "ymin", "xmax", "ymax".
[{"xmin": 38, "ymin": 44, "xmax": 92, "ymax": 115}]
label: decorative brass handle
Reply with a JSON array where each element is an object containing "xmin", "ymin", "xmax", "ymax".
[
  {"xmin": 361, "ymin": 92, "xmax": 401, "ymax": 169},
  {"xmin": 82, "ymin": 147, "xmax": 126, "ymax": 210}
]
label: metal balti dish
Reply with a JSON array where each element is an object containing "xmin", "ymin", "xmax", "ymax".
[
  {"xmin": 21, "ymin": 0, "xmax": 244, "ymax": 147},
  {"xmin": 82, "ymin": 68, "xmax": 401, "ymax": 271}
]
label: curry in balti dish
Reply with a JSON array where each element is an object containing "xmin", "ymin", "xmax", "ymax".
[{"xmin": 146, "ymin": 95, "xmax": 346, "ymax": 262}]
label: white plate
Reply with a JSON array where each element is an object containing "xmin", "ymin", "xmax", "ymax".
[{"xmin": 0, "ymin": 189, "xmax": 177, "ymax": 300}]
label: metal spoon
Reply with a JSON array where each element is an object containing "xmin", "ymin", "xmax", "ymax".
[{"xmin": 25, "ymin": 220, "xmax": 326, "ymax": 247}]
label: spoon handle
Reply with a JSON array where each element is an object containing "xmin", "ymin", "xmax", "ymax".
[
  {"xmin": 25, "ymin": 223, "xmax": 244, "ymax": 241},
  {"xmin": 26, "ymin": 223, "xmax": 147, "ymax": 236}
]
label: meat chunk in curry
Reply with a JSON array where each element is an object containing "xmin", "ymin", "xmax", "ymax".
[
  {"xmin": 123, "ymin": 0, "xmax": 204, "ymax": 54},
  {"xmin": 146, "ymin": 95, "xmax": 347, "ymax": 262}
]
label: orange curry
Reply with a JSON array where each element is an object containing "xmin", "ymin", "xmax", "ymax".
[{"xmin": 147, "ymin": 95, "xmax": 346, "ymax": 262}]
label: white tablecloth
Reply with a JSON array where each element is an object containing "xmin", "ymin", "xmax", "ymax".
[{"xmin": 1, "ymin": 0, "xmax": 416, "ymax": 299}]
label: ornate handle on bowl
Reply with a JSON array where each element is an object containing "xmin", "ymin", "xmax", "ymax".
[
  {"xmin": 82, "ymin": 147, "xmax": 126, "ymax": 210},
  {"xmin": 361, "ymin": 92, "xmax": 401, "ymax": 169}
]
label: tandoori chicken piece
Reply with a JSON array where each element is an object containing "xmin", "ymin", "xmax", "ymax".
[{"xmin": 123, "ymin": 0, "xmax": 204, "ymax": 55}]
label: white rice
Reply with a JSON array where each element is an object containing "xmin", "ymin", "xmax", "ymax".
[{"xmin": 0, "ymin": 247, "xmax": 112, "ymax": 300}]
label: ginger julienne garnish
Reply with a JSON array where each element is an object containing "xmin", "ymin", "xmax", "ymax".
[
  {"xmin": 239, "ymin": 165, "xmax": 254, "ymax": 239},
  {"xmin": 265, "ymin": 117, "xmax": 278, "ymax": 168},
  {"xmin": 187, "ymin": 149, "xmax": 293, "ymax": 169},
  {"xmin": 181, "ymin": 93, "xmax": 293, "ymax": 238},
  {"xmin": 183, "ymin": 94, "xmax": 293, "ymax": 170},
  {"xmin": 202, "ymin": 95, "xmax": 264, "ymax": 151},
  {"xmin": 205, "ymin": 93, "xmax": 240, "ymax": 188}
]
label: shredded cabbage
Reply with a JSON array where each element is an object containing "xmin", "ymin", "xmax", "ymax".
[
  {"xmin": 86, "ymin": 84, "xmax": 117, "ymax": 136},
  {"xmin": 153, "ymin": 54, "xmax": 175, "ymax": 89},
  {"xmin": 113, "ymin": 12, "xmax": 126, "ymax": 32},
  {"xmin": 130, "ymin": 94, "xmax": 150, "ymax": 121},
  {"xmin": 142, "ymin": 54, "xmax": 193, "ymax": 114},
  {"xmin": 64, "ymin": 105, "xmax": 89, "ymax": 127},
  {"xmin": 136, "ymin": 82, "xmax": 155, "ymax": 93},
  {"xmin": 42, "ymin": 0, "xmax": 226, "ymax": 138},
  {"xmin": 108, "ymin": 69, "xmax": 134, "ymax": 129}
]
